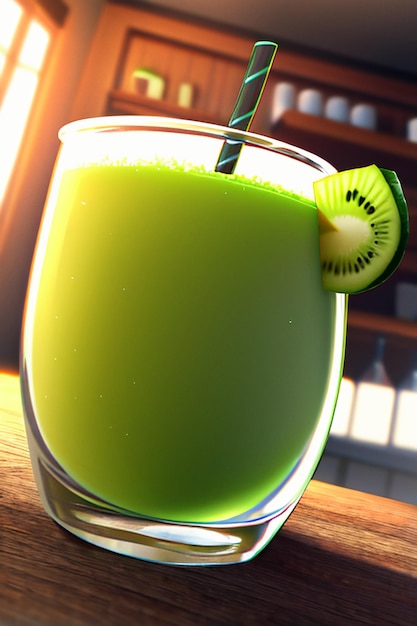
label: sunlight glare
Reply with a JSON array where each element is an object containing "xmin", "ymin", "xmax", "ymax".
[
  {"xmin": 0, "ymin": 67, "xmax": 38, "ymax": 205},
  {"xmin": 19, "ymin": 20, "xmax": 50, "ymax": 70},
  {"xmin": 0, "ymin": 13, "xmax": 51, "ymax": 207},
  {"xmin": 0, "ymin": 0, "xmax": 22, "ymax": 50}
]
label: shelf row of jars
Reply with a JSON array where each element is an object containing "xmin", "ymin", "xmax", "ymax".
[{"xmin": 271, "ymin": 82, "xmax": 417, "ymax": 141}]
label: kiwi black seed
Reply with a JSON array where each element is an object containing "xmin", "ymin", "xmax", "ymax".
[{"xmin": 313, "ymin": 165, "xmax": 409, "ymax": 294}]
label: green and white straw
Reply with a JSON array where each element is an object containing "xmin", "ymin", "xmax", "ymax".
[{"xmin": 215, "ymin": 40, "xmax": 278, "ymax": 174}]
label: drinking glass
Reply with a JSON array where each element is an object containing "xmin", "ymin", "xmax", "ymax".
[{"xmin": 21, "ymin": 116, "xmax": 346, "ymax": 565}]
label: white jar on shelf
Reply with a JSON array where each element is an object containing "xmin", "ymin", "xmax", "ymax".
[
  {"xmin": 350, "ymin": 103, "xmax": 377, "ymax": 130},
  {"xmin": 406, "ymin": 118, "xmax": 417, "ymax": 142},
  {"xmin": 297, "ymin": 88, "xmax": 324, "ymax": 116},
  {"xmin": 325, "ymin": 96, "xmax": 350, "ymax": 123}
]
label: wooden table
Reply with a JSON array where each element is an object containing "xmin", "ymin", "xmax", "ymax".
[{"xmin": 1, "ymin": 372, "xmax": 417, "ymax": 625}]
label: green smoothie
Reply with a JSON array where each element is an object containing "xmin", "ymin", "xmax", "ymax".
[{"xmin": 26, "ymin": 161, "xmax": 336, "ymax": 523}]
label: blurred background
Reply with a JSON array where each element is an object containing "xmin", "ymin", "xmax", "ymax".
[{"xmin": 1, "ymin": 0, "xmax": 417, "ymax": 503}]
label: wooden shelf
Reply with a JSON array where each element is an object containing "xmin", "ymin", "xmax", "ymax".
[
  {"xmin": 326, "ymin": 435, "xmax": 417, "ymax": 476},
  {"xmin": 272, "ymin": 110, "xmax": 417, "ymax": 190},
  {"xmin": 107, "ymin": 89, "xmax": 220, "ymax": 124},
  {"xmin": 348, "ymin": 310, "xmax": 417, "ymax": 342}
]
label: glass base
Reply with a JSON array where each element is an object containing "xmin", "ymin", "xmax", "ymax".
[{"xmin": 31, "ymin": 452, "xmax": 295, "ymax": 566}]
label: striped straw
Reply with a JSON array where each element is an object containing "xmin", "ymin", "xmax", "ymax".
[{"xmin": 215, "ymin": 41, "xmax": 278, "ymax": 174}]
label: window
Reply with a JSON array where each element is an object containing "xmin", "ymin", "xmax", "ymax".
[{"xmin": 0, "ymin": 0, "xmax": 54, "ymax": 209}]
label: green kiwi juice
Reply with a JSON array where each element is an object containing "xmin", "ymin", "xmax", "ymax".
[{"xmin": 24, "ymin": 154, "xmax": 337, "ymax": 524}]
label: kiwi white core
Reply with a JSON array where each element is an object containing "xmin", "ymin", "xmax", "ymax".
[{"xmin": 324, "ymin": 215, "xmax": 371, "ymax": 255}]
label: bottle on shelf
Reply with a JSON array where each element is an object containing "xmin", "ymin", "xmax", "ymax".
[
  {"xmin": 391, "ymin": 353, "xmax": 417, "ymax": 452},
  {"xmin": 350, "ymin": 336, "xmax": 395, "ymax": 445}
]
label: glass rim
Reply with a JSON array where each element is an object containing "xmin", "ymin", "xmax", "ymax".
[{"xmin": 58, "ymin": 115, "xmax": 336, "ymax": 176}]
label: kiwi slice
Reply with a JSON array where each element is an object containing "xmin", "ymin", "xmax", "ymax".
[{"xmin": 313, "ymin": 164, "xmax": 409, "ymax": 294}]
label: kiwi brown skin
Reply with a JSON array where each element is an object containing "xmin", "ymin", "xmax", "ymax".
[{"xmin": 314, "ymin": 165, "xmax": 409, "ymax": 295}]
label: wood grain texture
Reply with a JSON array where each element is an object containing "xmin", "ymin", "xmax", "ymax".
[{"xmin": 1, "ymin": 373, "xmax": 417, "ymax": 626}]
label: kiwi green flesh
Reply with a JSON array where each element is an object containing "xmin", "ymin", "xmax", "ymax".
[{"xmin": 314, "ymin": 165, "xmax": 409, "ymax": 294}]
